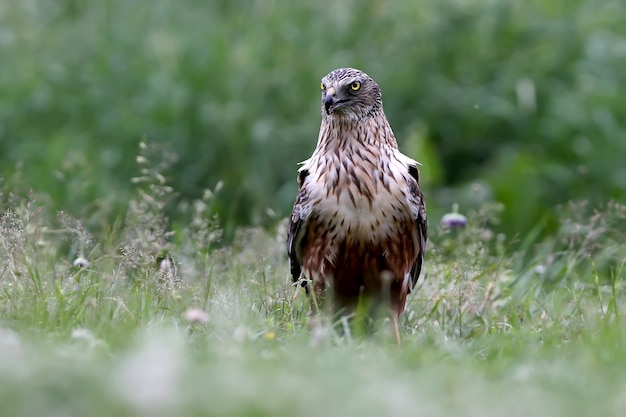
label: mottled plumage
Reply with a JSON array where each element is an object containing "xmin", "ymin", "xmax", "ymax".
[{"xmin": 287, "ymin": 68, "xmax": 427, "ymax": 342}]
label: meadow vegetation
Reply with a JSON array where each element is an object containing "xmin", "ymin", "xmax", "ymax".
[
  {"xmin": 2, "ymin": 143, "xmax": 626, "ymax": 416},
  {"xmin": 2, "ymin": 0, "xmax": 626, "ymax": 415}
]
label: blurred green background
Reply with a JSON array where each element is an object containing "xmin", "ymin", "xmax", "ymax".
[{"xmin": 1, "ymin": 0, "xmax": 625, "ymax": 237}]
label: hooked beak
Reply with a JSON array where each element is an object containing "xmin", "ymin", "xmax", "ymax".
[
  {"xmin": 323, "ymin": 87, "xmax": 347, "ymax": 115},
  {"xmin": 324, "ymin": 94, "xmax": 337, "ymax": 115}
]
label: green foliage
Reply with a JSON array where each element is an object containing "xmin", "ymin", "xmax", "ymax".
[
  {"xmin": 2, "ymin": 147, "xmax": 626, "ymax": 415},
  {"xmin": 1, "ymin": 0, "xmax": 625, "ymax": 235}
]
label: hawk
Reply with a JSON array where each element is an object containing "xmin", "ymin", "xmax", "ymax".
[{"xmin": 287, "ymin": 68, "xmax": 427, "ymax": 343}]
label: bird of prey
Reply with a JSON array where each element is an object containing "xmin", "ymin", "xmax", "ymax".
[{"xmin": 287, "ymin": 68, "xmax": 428, "ymax": 343}]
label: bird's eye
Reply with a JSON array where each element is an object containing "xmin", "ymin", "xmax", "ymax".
[
  {"xmin": 320, "ymin": 83, "xmax": 325, "ymax": 91},
  {"xmin": 350, "ymin": 81, "xmax": 361, "ymax": 91}
]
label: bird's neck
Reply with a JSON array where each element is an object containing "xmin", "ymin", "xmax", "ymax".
[{"xmin": 314, "ymin": 112, "xmax": 399, "ymax": 155}]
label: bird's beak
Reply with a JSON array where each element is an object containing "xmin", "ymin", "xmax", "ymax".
[
  {"xmin": 324, "ymin": 87, "xmax": 344, "ymax": 115},
  {"xmin": 324, "ymin": 94, "xmax": 337, "ymax": 115}
]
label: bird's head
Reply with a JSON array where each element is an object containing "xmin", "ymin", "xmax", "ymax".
[{"xmin": 320, "ymin": 68, "xmax": 382, "ymax": 121}]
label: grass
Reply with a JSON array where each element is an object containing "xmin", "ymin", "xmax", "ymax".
[{"xmin": 1, "ymin": 144, "xmax": 626, "ymax": 416}]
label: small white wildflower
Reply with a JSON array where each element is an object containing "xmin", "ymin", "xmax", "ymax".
[
  {"xmin": 309, "ymin": 316, "xmax": 330, "ymax": 348},
  {"xmin": 233, "ymin": 325, "xmax": 251, "ymax": 342},
  {"xmin": 184, "ymin": 308, "xmax": 209, "ymax": 324},
  {"xmin": 71, "ymin": 328, "xmax": 96, "ymax": 341},
  {"xmin": 72, "ymin": 256, "xmax": 90, "ymax": 268},
  {"xmin": 0, "ymin": 327, "xmax": 23, "ymax": 374},
  {"xmin": 70, "ymin": 328, "xmax": 104, "ymax": 350},
  {"xmin": 114, "ymin": 333, "xmax": 182, "ymax": 412},
  {"xmin": 0, "ymin": 327, "xmax": 21, "ymax": 353},
  {"xmin": 513, "ymin": 364, "xmax": 533, "ymax": 382}
]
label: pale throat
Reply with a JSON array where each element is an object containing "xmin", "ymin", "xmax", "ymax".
[{"xmin": 318, "ymin": 114, "xmax": 391, "ymax": 151}]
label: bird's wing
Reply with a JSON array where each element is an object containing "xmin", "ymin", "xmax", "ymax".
[
  {"xmin": 287, "ymin": 165, "xmax": 312, "ymax": 282},
  {"xmin": 406, "ymin": 162, "xmax": 428, "ymax": 292}
]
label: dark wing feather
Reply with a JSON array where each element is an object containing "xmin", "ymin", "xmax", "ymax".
[
  {"xmin": 286, "ymin": 168, "xmax": 311, "ymax": 282},
  {"xmin": 407, "ymin": 164, "xmax": 428, "ymax": 291}
]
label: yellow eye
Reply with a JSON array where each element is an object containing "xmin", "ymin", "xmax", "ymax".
[
  {"xmin": 350, "ymin": 81, "xmax": 361, "ymax": 91},
  {"xmin": 320, "ymin": 83, "xmax": 325, "ymax": 91}
]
